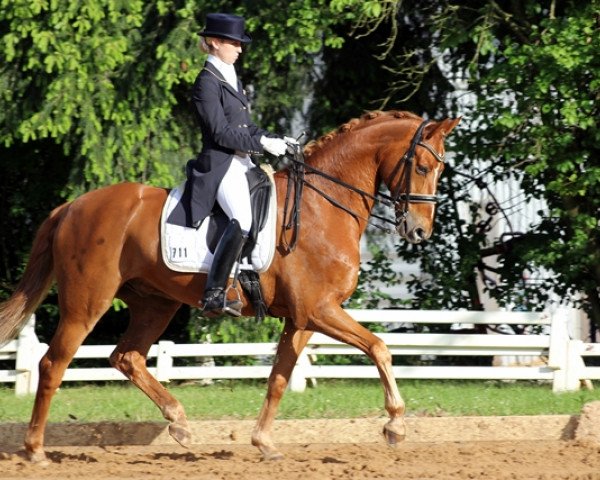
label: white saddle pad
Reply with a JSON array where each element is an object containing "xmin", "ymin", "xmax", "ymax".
[{"xmin": 160, "ymin": 165, "xmax": 277, "ymax": 274}]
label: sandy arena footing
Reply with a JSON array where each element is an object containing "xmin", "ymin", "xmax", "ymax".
[
  {"xmin": 1, "ymin": 403, "xmax": 600, "ymax": 480},
  {"xmin": 0, "ymin": 414, "xmax": 582, "ymax": 449}
]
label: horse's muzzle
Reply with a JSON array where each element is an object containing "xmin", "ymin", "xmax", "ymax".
[
  {"xmin": 409, "ymin": 227, "xmax": 427, "ymax": 244},
  {"xmin": 397, "ymin": 218, "xmax": 431, "ymax": 244}
]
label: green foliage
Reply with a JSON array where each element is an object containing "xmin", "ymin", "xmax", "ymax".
[
  {"xmin": 450, "ymin": 1, "xmax": 600, "ymax": 319},
  {"xmin": 187, "ymin": 313, "xmax": 283, "ymax": 365},
  {"xmin": 354, "ymin": 1, "xmax": 600, "ymax": 323},
  {"xmin": 188, "ymin": 313, "xmax": 283, "ymax": 345},
  {"xmin": 0, "ymin": 0, "xmax": 371, "ymax": 195}
]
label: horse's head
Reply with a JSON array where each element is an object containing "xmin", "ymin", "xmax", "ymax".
[{"xmin": 380, "ymin": 117, "xmax": 460, "ymax": 244}]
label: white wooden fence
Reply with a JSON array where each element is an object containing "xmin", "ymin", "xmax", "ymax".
[{"xmin": 0, "ymin": 308, "xmax": 597, "ymax": 396}]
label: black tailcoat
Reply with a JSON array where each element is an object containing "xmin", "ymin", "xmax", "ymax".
[{"xmin": 167, "ymin": 61, "xmax": 272, "ymax": 227}]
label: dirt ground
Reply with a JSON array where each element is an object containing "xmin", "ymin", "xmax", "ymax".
[
  {"xmin": 2, "ymin": 406, "xmax": 600, "ymax": 480},
  {"xmin": 1, "ymin": 440, "xmax": 600, "ymax": 480}
]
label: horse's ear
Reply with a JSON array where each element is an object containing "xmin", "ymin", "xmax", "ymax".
[{"xmin": 424, "ymin": 117, "xmax": 461, "ymax": 139}]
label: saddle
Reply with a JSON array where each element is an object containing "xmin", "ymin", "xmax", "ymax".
[{"xmin": 160, "ymin": 165, "xmax": 277, "ymax": 274}]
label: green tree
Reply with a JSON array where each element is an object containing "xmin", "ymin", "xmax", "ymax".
[
  {"xmin": 464, "ymin": 1, "xmax": 600, "ymax": 323},
  {"xmin": 0, "ymin": 0, "xmax": 380, "ymax": 194},
  {"xmin": 367, "ymin": 1, "xmax": 600, "ymax": 324}
]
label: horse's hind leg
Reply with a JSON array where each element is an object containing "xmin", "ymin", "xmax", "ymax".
[
  {"xmin": 108, "ymin": 292, "xmax": 191, "ymax": 446},
  {"xmin": 308, "ymin": 305, "xmax": 406, "ymax": 446},
  {"xmin": 25, "ymin": 302, "xmax": 115, "ymax": 463},
  {"xmin": 252, "ymin": 318, "xmax": 313, "ymax": 460}
]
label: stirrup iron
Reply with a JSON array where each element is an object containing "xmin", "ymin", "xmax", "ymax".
[{"xmin": 222, "ymin": 284, "xmax": 243, "ymax": 317}]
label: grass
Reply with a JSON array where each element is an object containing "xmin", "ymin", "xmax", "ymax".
[{"xmin": 0, "ymin": 379, "xmax": 599, "ymax": 423}]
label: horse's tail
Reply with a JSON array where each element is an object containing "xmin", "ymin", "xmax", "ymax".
[{"xmin": 0, "ymin": 202, "xmax": 70, "ymax": 345}]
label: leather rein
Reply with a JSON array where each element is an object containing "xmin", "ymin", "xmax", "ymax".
[{"xmin": 281, "ymin": 120, "xmax": 445, "ymax": 252}]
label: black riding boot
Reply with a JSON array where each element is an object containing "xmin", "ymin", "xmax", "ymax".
[{"xmin": 201, "ymin": 219, "xmax": 246, "ymax": 317}]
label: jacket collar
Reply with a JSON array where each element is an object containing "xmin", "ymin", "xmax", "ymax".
[{"xmin": 203, "ymin": 62, "xmax": 248, "ymax": 106}]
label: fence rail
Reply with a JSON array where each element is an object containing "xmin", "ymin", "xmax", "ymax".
[{"xmin": 0, "ymin": 308, "xmax": 596, "ymax": 395}]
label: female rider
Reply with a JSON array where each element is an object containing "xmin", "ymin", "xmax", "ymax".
[{"xmin": 171, "ymin": 13, "xmax": 291, "ymax": 316}]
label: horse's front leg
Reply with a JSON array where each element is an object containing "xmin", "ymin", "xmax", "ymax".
[
  {"xmin": 252, "ymin": 318, "xmax": 313, "ymax": 460},
  {"xmin": 310, "ymin": 305, "xmax": 406, "ymax": 446},
  {"xmin": 377, "ymin": 355, "xmax": 407, "ymax": 445}
]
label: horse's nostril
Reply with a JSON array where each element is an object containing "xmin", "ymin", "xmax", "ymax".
[{"xmin": 413, "ymin": 227, "xmax": 426, "ymax": 242}]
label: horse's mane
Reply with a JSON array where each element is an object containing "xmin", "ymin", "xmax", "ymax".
[{"xmin": 304, "ymin": 110, "xmax": 421, "ymax": 157}]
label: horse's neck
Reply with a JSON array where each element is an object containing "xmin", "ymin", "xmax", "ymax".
[
  {"xmin": 297, "ymin": 144, "xmax": 380, "ymax": 239},
  {"xmin": 306, "ymin": 143, "xmax": 379, "ymax": 197}
]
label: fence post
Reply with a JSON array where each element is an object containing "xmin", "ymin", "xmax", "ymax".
[
  {"xmin": 15, "ymin": 315, "xmax": 40, "ymax": 396},
  {"xmin": 548, "ymin": 308, "xmax": 568, "ymax": 392},
  {"xmin": 550, "ymin": 307, "xmax": 583, "ymax": 392},
  {"xmin": 156, "ymin": 341, "xmax": 174, "ymax": 382},
  {"xmin": 564, "ymin": 339, "xmax": 586, "ymax": 391},
  {"xmin": 288, "ymin": 351, "xmax": 310, "ymax": 393}
]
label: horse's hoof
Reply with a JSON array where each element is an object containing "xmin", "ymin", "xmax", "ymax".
[
  {"xmin": 169, "ymin": 423, "xmax": 192, "ymax": 448},
  {"xmin": 261, "ymin": 449, "xmax": 285, "ymax": 461},
  {"xmin": 383, "ymin": 420, "xmax": 406, "ymax": 446},
  {"xmin": 383, "ymin": 429, "xmax": 405, "ymax": 447},
  {"xmin": 253, "ymin": 440, "xmax": 284, "ymax": 461},
  {"xmin": 27, "ymin": 450, "xmax": 50, "ymax": 466}
]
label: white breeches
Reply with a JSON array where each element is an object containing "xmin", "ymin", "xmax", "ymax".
[{"xmin": 216, "ymin": 154, "xmax": 255, "ymax": 233}]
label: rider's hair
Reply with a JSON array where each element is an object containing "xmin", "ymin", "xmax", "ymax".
[{"xmin": 200, "ymin": 36, "xmax": 217, "ymax": 54}]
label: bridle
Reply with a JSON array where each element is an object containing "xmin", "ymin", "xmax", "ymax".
[
  {"xmin": 387, "ymin": 120, "xmax": 445, "ymax": 221},
  {"xmin": 282, "ymin": 120, "xmax": 445, "ymax": 251}
]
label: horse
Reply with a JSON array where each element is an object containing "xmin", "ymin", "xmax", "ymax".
[{"xmin": 0, "ymin": 110, "xmax": 459, "ymax": 464}]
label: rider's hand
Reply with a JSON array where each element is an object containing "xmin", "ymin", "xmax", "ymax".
[
  {"xmin": 260, "ymin": 136, "xmax": 288, "ymax": 157},
  {"xmin": 283, "ymin": 136, "xmax": 299, "ymax": 146}
]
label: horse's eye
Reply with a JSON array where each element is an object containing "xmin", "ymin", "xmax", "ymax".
[{"xmin": 416, "ymin": 165, "xmax": 429, "ymax": 175}]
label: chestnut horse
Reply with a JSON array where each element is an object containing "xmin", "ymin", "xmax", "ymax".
[{"xmin": 0, "ymin": 111, "xmax": 458, "ymax": 463}]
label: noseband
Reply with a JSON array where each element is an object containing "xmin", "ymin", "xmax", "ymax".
[{"xmin": 282, "ymin": 120, "xmax": 445, "ymax": 251}]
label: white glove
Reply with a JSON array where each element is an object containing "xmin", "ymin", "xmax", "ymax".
[
  {"xmin": 283, "ymin": 136, "xmax": 299, "ymax": 145},
  {"xmin": 260, "ymin": 136, "xmax": 288, "ymax": 157}
]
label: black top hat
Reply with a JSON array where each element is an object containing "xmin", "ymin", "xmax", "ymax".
[{"xmin": 199, "ymin": 13, "xmax": 252, "ymax": 44}]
